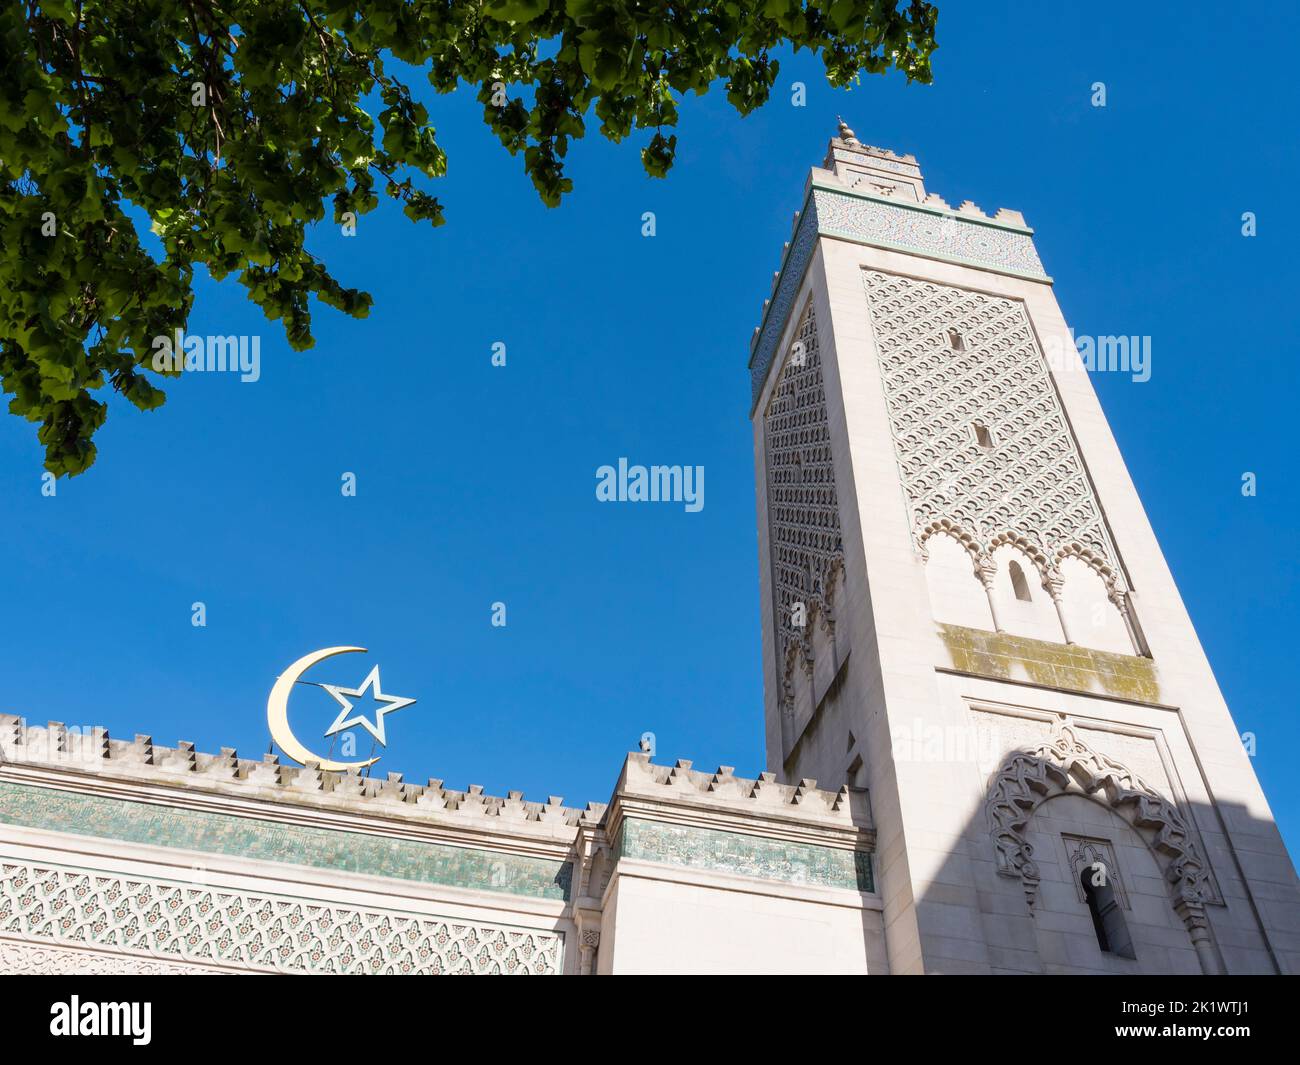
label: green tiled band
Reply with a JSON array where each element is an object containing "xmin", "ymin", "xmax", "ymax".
[
  {"xmin": 0, "ymin": 781, "xmax": 571, "ymax": 901},
  {"xmin": 615, "ymin": 817, "xmax": 873, "ymax": 892}
]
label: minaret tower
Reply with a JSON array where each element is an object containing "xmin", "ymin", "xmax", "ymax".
[{"xmin": 748, "ymin": 119, "xmax": 1300, "ymax": 974}]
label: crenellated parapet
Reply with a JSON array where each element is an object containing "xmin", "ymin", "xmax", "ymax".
[
  {"xmin": 572, "ymin": 753, "xmax": 875, "ymax": 906},
  {"xmin": 0, "ymin": 715, "xmax": 603, "ymax": 832},
  {"xmin": 0, "ymin": 716, "xmax": 869, "ymax": 851},
  {"xmin": 617, "ymin": 753, "xmax": 866, "ymax": 825}
]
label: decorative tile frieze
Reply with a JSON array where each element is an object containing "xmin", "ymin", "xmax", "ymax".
[
  {"xmin": 750, "ymin": 202, "xmax": 820, "ymax": 406},
  {"xmin": 0, "ymin": 781, "xmax": 572, "ymax": 901},
  {"xmin": 816, "ymin": 187, "xmax": 1044, "ymax": 275},
  {"xmin": 613, "ymin": 817, "xmax": 873, "ymax": 892},
  {"xmin": 0, "ymin": 858, "xmax": 563, "ymax": 974}
]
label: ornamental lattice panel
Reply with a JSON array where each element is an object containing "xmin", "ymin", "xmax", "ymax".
[
  {"xmin": 862, "ymin": 270, "xmax": 1122, "ymax": 582},
  {"xmin": 763, "ymin": 300, "xmax": 844, "ymax": 701},
  {"xmin": 0, "ymin": 859, "xmax": 563, "ymax": 975}
]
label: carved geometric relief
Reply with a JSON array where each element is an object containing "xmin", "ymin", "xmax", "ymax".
[
  {"xmin": 0, "ymin": 859, "xmax": 563, "ymax": 975},
  {"xmin": 983, "ymin": 721, "xmax": 1210, "ymax": 917},
  {"xmin": 1076, "ymin": 727, "xmax": 1174, "ymax": 802},
  {"xmin": 821, "ymin": 192, "xmax": 1046, "ymax": 277},
  {"xmin": 863, "ymin": 270, "xmax": 1125, "ymax": 597},
  {"xmin": 763, "ymin": 299, "xmax": 845, "ymax": 711},
  {"xmin": 1062, "ymin": 835, "xmax": 1130, "ymax": 909},
  {"xmin": 0, "ymin": 937, "xmax": 223, "ymax": 974}
]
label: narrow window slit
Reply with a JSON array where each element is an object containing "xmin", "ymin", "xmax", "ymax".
[
  {"xmin": 1080, "ymin": 866, "xmax": 1137, "ymax": 959},
  {"xmin": 1008, "ymin": 560, "xmax": 1032, "ymax": 602}
]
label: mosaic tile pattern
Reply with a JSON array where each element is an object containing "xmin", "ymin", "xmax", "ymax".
[
  {"xmin": 0, "ymin": 782, "xmax": 571, "ymax": 901},
  {"xmin": 615, "ymin": 818, "xmax": 873, "ymax": 892},
  {"xmin": 815, "ymin": 188, "xmax": 1045, "ymax": 276},
  {"xmin": 0, "ymin": 858, "xmax": 563, "ymax": 974},
  {"xmin": 748, "ymin": 187, "xmax": 1049, "ymax": 410},
  {"xmin": 750, "ymin": 202, "xmax": 820, "ymax": 406}
]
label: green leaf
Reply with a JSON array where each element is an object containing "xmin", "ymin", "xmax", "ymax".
[{"xmin": 0, "ymin": 0, "xmax": 938, "ymax": 476}]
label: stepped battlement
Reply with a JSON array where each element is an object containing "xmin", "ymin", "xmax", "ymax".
[{"xmin": 0, "ymin": 715, "xmax": 865, "ymax": 839}]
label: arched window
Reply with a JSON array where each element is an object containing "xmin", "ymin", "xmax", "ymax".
[
  {"xmin": 1008, "ymin": 560, "xmax": 1033, "ymax": 602},
  {"xmin": 1080, "ymin": 866, "xmax": 1137, "ymax": 959}
]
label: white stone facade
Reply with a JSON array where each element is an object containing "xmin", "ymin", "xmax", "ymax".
[{"xmin": 748, "ymin": 126, "xmax": 1300, "ymax": 974}]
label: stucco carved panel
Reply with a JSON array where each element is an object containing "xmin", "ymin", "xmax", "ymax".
[
  {"xmin": 863, "ymin": 270, "xmax": 1124, "ymax": 591},
  {"xmin": 0, "ymin": 858, "xmax": 564, "ymax": 975},
  {"xmin": 762, "ymin": 300, "xmax": 845, "ymax": 713},
  {"xmin": 0, "ymin": 937, "xmax": 223, "ymax": 974},
  {"xmin": 983, "ymin": 721, "xmax": 1210, "ymax": 918}
]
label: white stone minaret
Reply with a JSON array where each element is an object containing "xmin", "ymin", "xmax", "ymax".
[{"xmin": 748, "ymin": 119, "xmax": 1300, "ymax": 974}]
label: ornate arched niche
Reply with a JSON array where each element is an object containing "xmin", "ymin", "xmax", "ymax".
[{"xmin": 984, "ymin": 721, "xmax": 1223, "ymax": 974}]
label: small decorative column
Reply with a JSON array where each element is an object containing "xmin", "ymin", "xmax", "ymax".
[
  {"xmin": 977, "ymin": 556, "xmax": 1004, "ymax": 633},
  {"xmin": 1110, "ymin": 587, "xmax": 1144, "ymax": 656},
  {"xmin": 1045, "ymin": 570, "xmax": 1074, "ymax": 644},
  {"xmin": 1174, "ymin": 896, "xmax": 1225, "ymax": 975}
]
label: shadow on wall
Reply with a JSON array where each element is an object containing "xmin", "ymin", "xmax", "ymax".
[{"xmin": 896, "ymin": 727, "xmax": 1300, "ymax": 975}]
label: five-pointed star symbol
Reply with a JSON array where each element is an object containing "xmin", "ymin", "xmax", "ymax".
[{"xmin": 320, "ymin": 665, "xmax": 415, "ymax": 747}]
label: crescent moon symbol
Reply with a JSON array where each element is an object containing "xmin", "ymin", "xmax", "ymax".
[{"xmin": 267, "ymin": 646, "xmax": 379, "ymax": 771}]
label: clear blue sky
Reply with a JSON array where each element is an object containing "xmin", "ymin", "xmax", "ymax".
[{"xmin": 3, "ymin": 4, "xmax": 1297, "ymax": 854}]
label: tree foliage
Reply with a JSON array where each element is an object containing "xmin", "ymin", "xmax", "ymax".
[{"xmin": 0, "ymin": 1, "xmax": 937, "ymax": 474}]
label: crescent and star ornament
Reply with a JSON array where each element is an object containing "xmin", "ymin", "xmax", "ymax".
[
  {"xmin": 321, "ymin": 664, "xmax": 415, "ymax": 746},
  {"xmin": 266, "ymin": 646, "xmax": 416, "ymax": 772}
]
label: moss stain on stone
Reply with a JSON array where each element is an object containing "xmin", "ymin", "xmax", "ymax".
[{"xmin": 939, "ymin": 624, "xmax": 1159, "ymax": 703}]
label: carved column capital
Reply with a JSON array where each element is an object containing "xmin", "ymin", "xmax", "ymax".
[
  {"xmin": 574, "ymin": 906, "xmax": 603, "ymax": 976},
  {"xmin": 578, "ymin": 929, "xmax": 601, "ymax": 975}
]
